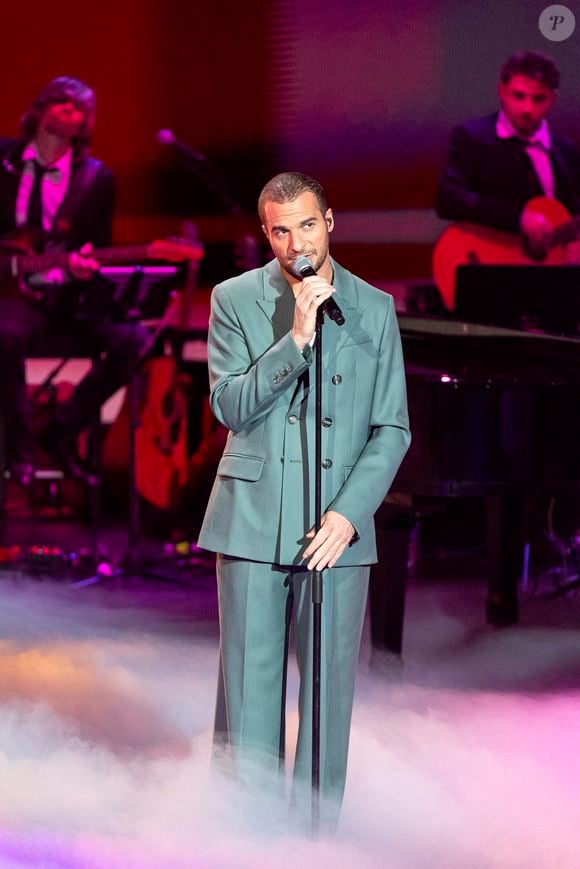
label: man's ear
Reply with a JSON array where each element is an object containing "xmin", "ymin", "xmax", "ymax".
[
  {"xmin": 261, "ymin": 223, "xmax": 268, "ymax": 238},
  {"xmin": 325, "ymin": 209, "xmax": 334, "ymax": 232}
]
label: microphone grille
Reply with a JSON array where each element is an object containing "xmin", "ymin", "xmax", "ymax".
[{"xmin": 293, "ymin": 255, "xmax": 315, "ymax": 276}]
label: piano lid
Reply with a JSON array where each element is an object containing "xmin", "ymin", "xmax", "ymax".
[
  {"xmin": 398, "ymin": 313, "xmax": 580, "ymax": 344},
  {"xmin": 397, "ymin": 313, "xmax": 580, "ymax": 383}
]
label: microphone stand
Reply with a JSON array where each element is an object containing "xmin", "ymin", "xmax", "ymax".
[
  {"xmin": 311, "ymin": 304, "xmax": 324, "ymax": 836},
  {"xmin": 171, "ymin": 147, "xmax": 241, "ymax": 215}
]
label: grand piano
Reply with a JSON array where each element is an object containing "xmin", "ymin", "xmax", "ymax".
[{"xmin": 370, "ymin": 309, "xmax": 580, "ymax": 653}]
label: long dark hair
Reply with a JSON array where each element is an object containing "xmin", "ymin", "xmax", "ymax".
[{"xmin": 20, "ymin": 76, "xmax": 96, "ymax": 160}]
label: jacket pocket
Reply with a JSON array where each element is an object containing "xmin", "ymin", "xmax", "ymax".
[{"xmin": 217, "ymin": 452, "xmax": 265, "ymax": 481}]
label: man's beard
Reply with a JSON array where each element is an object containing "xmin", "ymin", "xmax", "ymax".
[{"xmin": 288, "ymin": 245, "xmax": 329, "ymax": 275}]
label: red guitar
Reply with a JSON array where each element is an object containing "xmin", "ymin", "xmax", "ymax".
[
  {"xmin": 136, "ymin": 356, "xmax": 191, "ymax": 510},
  {"xmin": 432, "ymin": 197, "xmax": 580, "ymax": 311},
  {"xmin": 0, "ymin": 235, "xmax": 203, "ymax": 302}
]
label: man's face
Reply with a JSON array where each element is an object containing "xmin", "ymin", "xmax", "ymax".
[
  {"xmin": 261, "ymin": 191, "xmax": 333, "ymax": 282},
  {"xmin": 498, "ymin": 74, "xmax": 556, "ymax": 137},
  {"xmin": 39, "ymin": 98, "xmax": 86, "ymax": 141}
]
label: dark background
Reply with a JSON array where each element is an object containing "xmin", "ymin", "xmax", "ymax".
[{"xmin": 2, "ymin": 0, "xmax": 579, "ymax": 279}]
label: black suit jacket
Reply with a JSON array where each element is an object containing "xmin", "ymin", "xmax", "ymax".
[
  {"xmin": 436, "ymin": 113, "xmax": 580, "ymax": 233},
  {"xmin": 0, "ymin": 137, "xmax": 115, "ymax": 249}
]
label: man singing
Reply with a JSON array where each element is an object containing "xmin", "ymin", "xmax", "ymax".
[{"xmin": 199, "ymin": 172, "xmax": 410, "ymax": 821}]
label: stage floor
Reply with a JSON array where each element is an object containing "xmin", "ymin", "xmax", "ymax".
[{"xmin": 0, "ymin": 513, "xmax": 579, "ymax": 868}]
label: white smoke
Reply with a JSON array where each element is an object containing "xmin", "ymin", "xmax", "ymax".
[{"xmin": 0, "ymin": 577, "xmax": 578, "ymax": 867}]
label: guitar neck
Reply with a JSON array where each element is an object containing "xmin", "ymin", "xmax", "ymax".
[{"xmin": 16, "ymin": 245, "xmax": 152, "ymax": 275}]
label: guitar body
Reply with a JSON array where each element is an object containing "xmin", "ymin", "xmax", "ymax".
[
  {"xmin": 0, "ymin": 231, "xmax": 47, "ymax": 301},
  {"xmin": 433, "ymin": 197, "xmax": 573, "ymax": 311},
  {"xmin": 136, "ymin": 357, "xmax": 190, "ymax": 510},
  {"xmin": 103, "ymin": 357, "xmax": 191, "ymax": 511}
]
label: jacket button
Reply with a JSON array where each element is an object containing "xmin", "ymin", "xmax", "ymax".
[
  {"xmin": 288, "ymin": 414, "xmax": 298, "ymax": 424},
  {"xmin": 321, "ymin": 458, "xmax": 333, "ymax": 469},
  {"xmin": 331, "ymin": 374, "xmax": 342, "ymax": 385},
  {"xmin": 322, "ymin": 417, "xmax": 332, "ymax": 427}
]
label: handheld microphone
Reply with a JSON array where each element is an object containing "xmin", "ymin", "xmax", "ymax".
[{"xmin": 293, "ymin": 256, "xmax": 345, "ymax": 326}]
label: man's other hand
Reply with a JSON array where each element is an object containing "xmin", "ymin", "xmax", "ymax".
[
  {"xmin": 303, "ymin": 509, "xmax": 355, "ymax": 571},
  {"xmin": 520, "ymin": 210, "xmax": 553, "ymax": 261},
  {"xmin": 68, "ymin": 243, "xmax": 100, "ymax": 280}
]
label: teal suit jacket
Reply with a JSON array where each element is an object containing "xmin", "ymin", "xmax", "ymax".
[{"xmin": 198, "ymin": 258, "xmax": 410, "ymax": 566}]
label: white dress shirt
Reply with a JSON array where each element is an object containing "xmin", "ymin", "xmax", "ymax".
[{"xmin": 16, "ymin": 143, "xmax": 73, "ymax": 231}]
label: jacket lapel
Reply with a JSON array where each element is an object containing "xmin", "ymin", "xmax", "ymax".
[
  {"xmin": 0, "ymin": 142, "xmax": 25, "ymax": 232},
  {"xmin": 256, "ymin": 258, "xmax": 295, "ymax": 342},
  {"xmin": 326, "ymin": 260, "xmax": 365, "ymax": 359},
  {"xmin": 255, "ymin": 258, "xmax": 368, "ymax": 407}
]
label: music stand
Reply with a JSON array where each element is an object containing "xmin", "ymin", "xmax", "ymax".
[{"xmin": 454, "ymin": 264, "xmax": 580, "ymax": 337}]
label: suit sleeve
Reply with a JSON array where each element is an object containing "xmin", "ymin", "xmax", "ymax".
[
  {"xmin": 207, "ymin": 282, "xmax": 311, "ymax": 433},
  {"xmin": 86, "ymin": 167, "xmax": 115, "ymax": 248},
  {"xmin": 329, "ymin": 295, "xmax": 411, "ymax": 536},
  {"xmin": 557, "ymin": 138, "xmax": 580, "ymax": 217},
  {"xmin": 436, "ymin": 125, "xmax": 523, "ymax": 232}
]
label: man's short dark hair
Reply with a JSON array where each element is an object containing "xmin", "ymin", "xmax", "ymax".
[
  {"xmin": 258, "ymin": 172, "xmax": 328, "ymax": 224},
  {"xmin": 499, "ymin": 51, "xmax": 560, "ymax": 90},
  {"xmin": 20, "ymin": 76, "xmax": 96, "ymax": 160}
]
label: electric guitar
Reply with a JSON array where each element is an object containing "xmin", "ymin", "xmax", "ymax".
[
  {"xmin": 432, "ymin": 196, "xmax": 580, "ymax": 310},
  {"xmin": 0, "ymin": 234, "xmax": 204, "ymax": 302}
]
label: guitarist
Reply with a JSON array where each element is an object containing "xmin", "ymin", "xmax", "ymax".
[
  {"xmin": 0, "ymin": 76, "xmax": 149, "ymax": 485},
  {"xmin": 436, "ymin": 51, "xmax": 580, "ymax": 266},
  {"xmin": 436, "ymin": 52, "xmax": 580, "ymax": 565}
]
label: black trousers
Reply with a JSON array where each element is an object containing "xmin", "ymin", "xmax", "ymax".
[{"xmin": 0, "ymin": 293, "xmax": 149, "ymax": 463}]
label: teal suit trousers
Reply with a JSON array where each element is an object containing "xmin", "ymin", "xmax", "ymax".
[{"xmin": 214, "ymin": 555, "xmax": 370, "ymax": 810}]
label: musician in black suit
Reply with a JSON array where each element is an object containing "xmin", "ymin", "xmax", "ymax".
[
  {"xmin": 0, "ymin": 76, "xmax": 148, "ymax": 484},
  {"xmin": 436, "ymin": 51, "xmax": 580, "ymax": 245},
  {"xmin": 437, "ymin": 51, "xmax": 580, "ymax": 557}
]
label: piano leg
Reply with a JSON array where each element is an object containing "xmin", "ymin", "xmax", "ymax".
[
  {"xmin": 369, "ymin": 502, "xmax": 414, "ymax": 655},
  {"xmin": 484, "ymin": 492, "xmax": 524, "ymax": 625}
]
